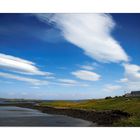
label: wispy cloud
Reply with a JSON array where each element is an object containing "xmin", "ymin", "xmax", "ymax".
[
  {"xmin": 123, "ymin": 63, "xmax": 140, "ymax": 81},
  {"xmin": 118, "ymin": 78, "xmax": 128, "ymax": 83},
  {"xmin": 118, "ymin": 63, "xmax": 140, "ymax": 91},
  {"xmin": 58, "ymin": 79, "xmax": 78, "ymax": 84},
  {"xmin": 80, "ymin": 64, "xmax": 94, "ymax": 71},
  {"xmin": 0, "ymin": 72, "xmax": 48, "ymax": 85},
  {"xmin": 0, "ymin": 53, "xmax": 52, "ymax": 76},
  {"xmin": 104, "ymin": 84, "xmax": 122, "ymax": 93},
  {"xmin": 35, "ymin": 14, "xmax": 129, "ymax": 63},
  {"xmin": 79, "ymin": 62, "xmax": 99, "ymax": 70},
  {"xmin": 31, "ymin": 86, "xmax": 40, "ymax": 89},
  {"xmin": 72, "ymin": 70, "xmax": 101, "ymax": 81},
  {"xmin": 48, "ymin": 78, "xmax": 89, "ymax": 87}
]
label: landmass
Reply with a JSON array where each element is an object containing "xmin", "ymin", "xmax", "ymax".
[{"xmin": 0, "ymin": 92, "xmax": 140, "ymax": 126}]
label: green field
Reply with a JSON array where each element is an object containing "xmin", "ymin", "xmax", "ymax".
[{"xmin": 40, "ymin": 97, "xmax": 140, "ymax": 126}]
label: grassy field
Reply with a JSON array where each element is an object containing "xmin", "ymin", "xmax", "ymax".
[{"xmin": 40, "ymin": 97, "xmax": 140, "ymax": 126}]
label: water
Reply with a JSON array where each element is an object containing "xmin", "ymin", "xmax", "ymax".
[{"xmin": 0, "ymin": 106, "xmax": 94, "ymax": 126}]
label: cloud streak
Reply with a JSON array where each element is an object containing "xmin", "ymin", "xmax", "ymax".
[
  {"xmin": 104, "ymin": 84, "xmax": 122, "ymax": 93},
  {"xmin": 35, "ymin": 14, "xmax": 129, "ymax": 63},
  {"xmin": 80, "ymin": 64, "xmax": 95, "ymax": 70},
  {"xmin": 72, "ymin": 70, "xmax": 101, "ymax": 81},
  {"xmin": 0, "ymin": 53, "xmax": 52, "ymax": 76},
  {"xmin": 0, "ymin": 72, "xmax": 48, "ymax": 85},
  {"xmin": 58, "ymin": 79, "xmax": 78, "ymax": 84}
]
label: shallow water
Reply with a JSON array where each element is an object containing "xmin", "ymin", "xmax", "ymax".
[{"xmin": 0, "ymin": 106, "xmax": 94, "ymax": 126}]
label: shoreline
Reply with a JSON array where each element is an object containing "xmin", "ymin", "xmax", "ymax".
[
  {"xmin": 0, "ymin": 106, "xmax": 94, "ymax": 126},
  {"xmin": 0, "ymin": 103, "xmax": 130, "ymax": 126}
]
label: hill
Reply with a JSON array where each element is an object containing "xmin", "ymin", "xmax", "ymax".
[{"xmin": 40, "ymin": 97, "xmax": 140, "ymax": 126}]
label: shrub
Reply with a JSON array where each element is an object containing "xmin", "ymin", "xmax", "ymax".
[{"xmin": 105, "ymin": 96, "xmax": 112, "ymax": 99}]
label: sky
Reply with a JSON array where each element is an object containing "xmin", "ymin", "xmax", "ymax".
[{"xmin": 0, "ymin": 13, "xmax": 140, "ymax": 100}]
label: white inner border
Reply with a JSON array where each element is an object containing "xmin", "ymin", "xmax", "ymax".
[
  {"xmin": 0, "ymin": 127, "xmax": 140, "ymax": 140},
  {"xmin": 0, "ymin": 0, "xmax": 140, "ymax": 13}
]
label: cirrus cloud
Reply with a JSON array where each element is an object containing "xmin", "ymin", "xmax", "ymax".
[
  {"xmin": 80, "ymin": 64, "xmax": 95, "ymax": 70},
  {"xmin": 0, "ymin": 72, "xmax": 48, "ymax": 85},
  {"xmin": 58, "ymin": 79, "xmax": 78, "ymax": 84},
  {"xmin": 104, "ymin": 84, "xmax": 122, "ymax": 93},
  {"xmin": 72, "ymin": 70, "xmax": 101, "ymax": 81},
  {"xmin": 35, "ymin": 13, "xmax": 129, "ymax": 63},
  {"xmin": 0, "ymin": 53, "xmax": 52, "ymax": 76}
]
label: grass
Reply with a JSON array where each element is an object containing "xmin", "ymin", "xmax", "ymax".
[{"xmin": 39, "ymin": 97, "xmax": 140, "ymax": 126}]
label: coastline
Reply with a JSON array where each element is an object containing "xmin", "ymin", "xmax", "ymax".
[
  {"xmin": 0, "ymin": 103, "xmax": 130, "ymax": 126},
  {"xmin": 0, "ymin": 106, "xmax": 94, "ymax": 126}
]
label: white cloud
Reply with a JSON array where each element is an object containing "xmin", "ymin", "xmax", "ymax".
[
  {"xmin": 72, "ymin": 70, "xmax": 101, "ymax": 81},
  {"xmin": 79, "ymin": 62, "xmax": 99, "ymax": 70},
  {"xmin": 0, "ymin": 72, "xmax": 48, "ymax": 85},
  {"xmin": 118, "ymin": 78, "xmax": 128, "ymax": 83},
  {"xmin": 119, "ymin": 63, "xmax": 140, "ymax": 91},
  {"xmin": 0, "ymin": 53, "xmax": 52, "ymax": 76},
  {"xmin": 31, "ymin": 86, "xmax": 40, "ymax": 89},
  {"xmin": 55, "ymin": 78, "xmax": 83, "ymax": 87},
  {"xmin": 45, "ymin": 76, "xmax": 56, "ymax": 80},
  {"xmin": 123, "ymin": 63, "xmax": 140, "ymax": 81},
  {"xmin": 80, "ymin": 65, "xmax": 94, "ymax": 70},
  {"xmin": 35, "ymin": 14, "xmax": 129, "ymax": 63},
  {"xmin": 48, "ymin": 78, "xmax": 89, "ymax": 87},
  {"xmin": 55, "ymin": 83, "xmax": 75, "ymax": 87},
  {"xmin": 58, "ymin": 79, "xmax": 78, "ymax": 84},
  {"xmin": 104, "ymin": 84, "xmax": 122, "ymax": 93},
  {"xmin": 56, "ymin": 82, "xmax": 89, "ymax": 87}
]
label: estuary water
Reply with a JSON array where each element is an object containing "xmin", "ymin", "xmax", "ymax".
[{"xmin": 0, "ymin": 106, "xmax": 93, "ymax": 126}]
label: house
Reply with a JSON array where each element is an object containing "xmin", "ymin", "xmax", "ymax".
[{"xmin": 124, "ymin": 91, "xmax": 140, "ymax": 97}]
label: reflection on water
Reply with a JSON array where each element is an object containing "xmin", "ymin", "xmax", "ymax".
[
  {"xmin": 0, "ymin": 106, "xmax": 51, "ymax": 117},
  {"xmin": 0, "ymin": 106, "xmax": 93, "ymax": 126}
]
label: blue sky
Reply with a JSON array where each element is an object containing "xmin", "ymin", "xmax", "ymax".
[{"xmin": 0, "ymin": 13, "xmax": 140, "ymax": 100}]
